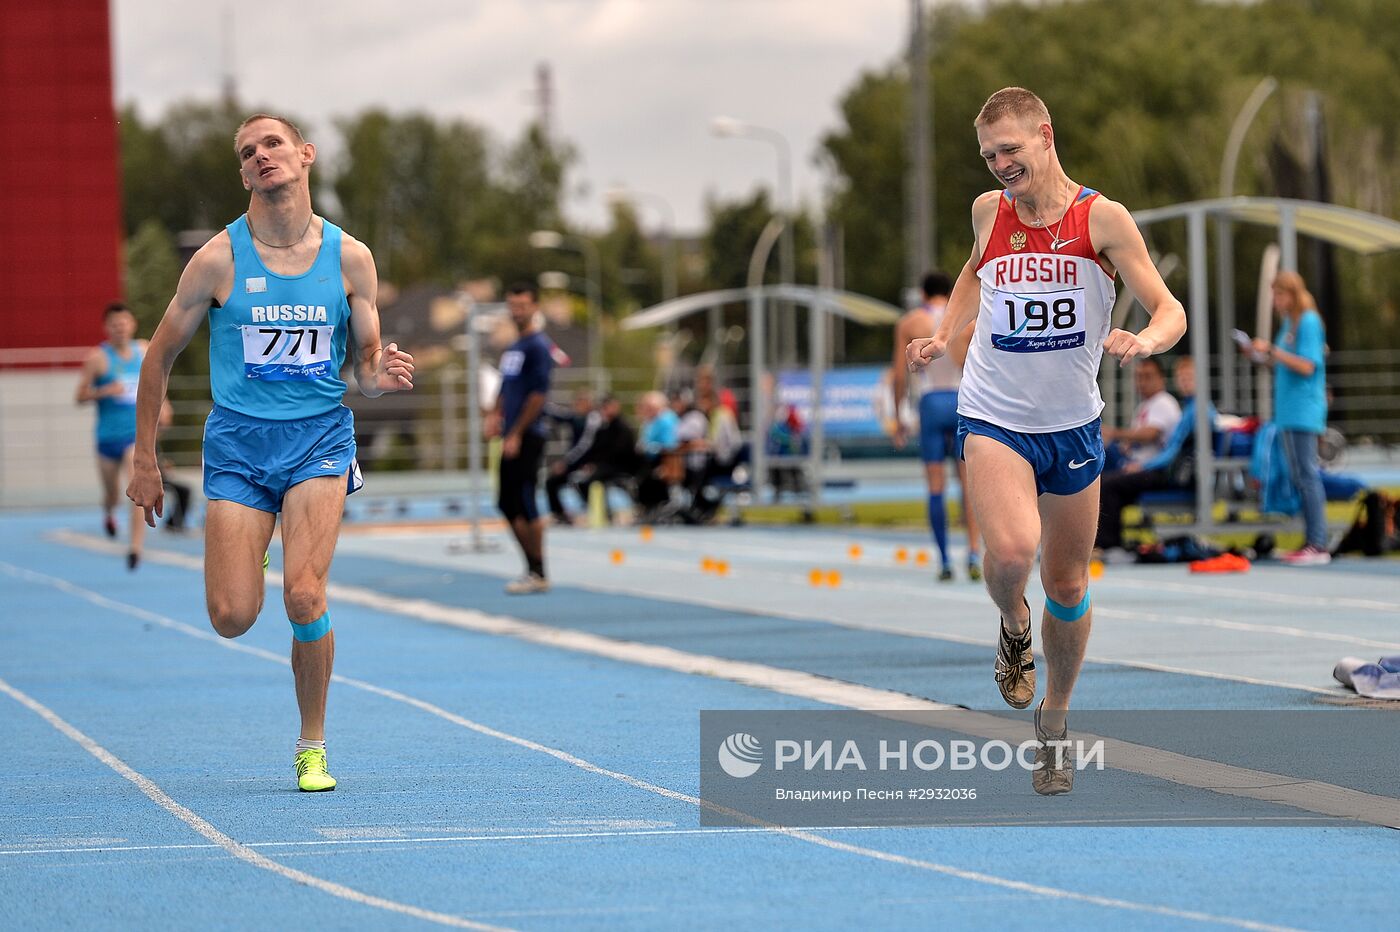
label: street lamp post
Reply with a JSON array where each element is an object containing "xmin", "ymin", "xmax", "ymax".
[
  {"xmin": 529, "ymin": 229, "xmax": 604, "ymax": 391},
  {"xmin": 712, "ymin": 115, "xmax": 795, "ymax": 366}
]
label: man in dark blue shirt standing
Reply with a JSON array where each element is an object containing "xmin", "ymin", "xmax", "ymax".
[{"xmin": 489, "ymin": 282, "xmax": 554, "ymax": 593}]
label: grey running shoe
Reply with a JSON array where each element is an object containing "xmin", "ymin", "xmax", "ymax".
[
  {"xmin": 1032, "ymin": 701, "xmax": 1074, "ymax": 796},
  {"xmin": 994, "ymin": 599, "xmax": 1035, "ymax": 709},
  {"xmin": 505, "ymin": 573, "xmax": 550, "ymax": 594},
  {"xmin": 938, "ymin": 566, "xmax": 955, "ymax": 582}
]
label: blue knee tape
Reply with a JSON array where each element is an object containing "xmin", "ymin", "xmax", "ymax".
[
  {"xmin": 1046, "ymin": 591, "xmax": 1090, "ymax": 622},
  {"xmin": 291, "ymin": 611, "xmax": 332, "ymax": 642}
]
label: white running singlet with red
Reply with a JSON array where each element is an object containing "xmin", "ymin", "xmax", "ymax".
[{"xmin": 958, "ymin": 187, "xmax": 1117, "ymax": 433}]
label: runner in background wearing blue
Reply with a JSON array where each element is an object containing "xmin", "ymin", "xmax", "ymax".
[
  {"xmin": 76, "ymin": 302, "xmax": 147, "ymax": 569},
  {"xmin": 892, "ymin": 272, "xmax": 982, "ymax": 582},
  {"xmin": 126, "ymin": 114, "xmax": 415, "ymax": 793}
]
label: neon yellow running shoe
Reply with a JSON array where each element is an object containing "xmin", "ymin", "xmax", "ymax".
[
  {"xmin": 295, "ymin": 748, "xmax": 336, "ymax": 792},
  {"xmin": 263, "ymin": 551, "xmax": 270, "ymax": 574}
]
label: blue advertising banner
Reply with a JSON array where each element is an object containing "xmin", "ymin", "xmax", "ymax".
[{"xmin": 775, "ymin": 366, "xmax": 892, "ymax": 439}]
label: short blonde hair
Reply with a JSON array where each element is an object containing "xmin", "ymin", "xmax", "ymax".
[
  {"xmin": 233, "ymin": 113, "xmax": 306, "ymax": 153},
  {"xmin": 975, "ymin": 87, "xmax": 1051, "ymax": 129}
]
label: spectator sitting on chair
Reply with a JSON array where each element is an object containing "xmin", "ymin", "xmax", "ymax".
[
  {"xmin": 548, "ymin": 395, "xmax": 636, "ymax": 523},
  {"xmin": 671, "ymin": 388, "xmax": 710, "ymax": 489},
  {"xmin": 544, "ymin": 390, "xmax": 598, "ymax": 525},
  {"xmin": 1095, "ymin": 356, "xmax": 1213, "ymax": 555},
  {"xmin": 1102, "ymin": 356, "xmax": 1180, "ymax": 471},
  {"xmin": 635, "ymin": 391, "xmax": 680, "ymax": 515},
  {"xmin": 543, "ymin": 388, "xmax": 593, "ymax": 452},
  {"xmin": 683, "ymin": 387, "xmax": 744, "ymax": 523}
]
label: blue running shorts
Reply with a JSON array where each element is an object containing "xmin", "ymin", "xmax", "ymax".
[
  {"xmin": 97, "ymin": 436, "xmax": 134, "ymax": 461},
  {"xmin": 203, "ymin": 404, "xmax": 361, "ymax": 513},
  {"xmin": 918, "ymin": 390, "xmax": 960, "ymax": 464},
  {"xmin": 956, "ymin": 415, "xmax": 1104, "ymax": 496}
]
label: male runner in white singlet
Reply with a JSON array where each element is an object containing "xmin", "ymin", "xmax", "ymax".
[{"xmin": 907, "ymin": 87, "xmax": 1185, "ymax": 794}]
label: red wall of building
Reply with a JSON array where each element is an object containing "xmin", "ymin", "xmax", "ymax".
[{"xmin": 0, "ymin": 1, "xmax": 123, "ymax": 353}]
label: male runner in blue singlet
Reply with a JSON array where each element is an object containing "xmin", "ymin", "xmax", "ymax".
[
  {"xmin": 127, "ymin": 114, "xmax": 415, "ymax": 792},
  {"xmin": 76, "ymin": 302, "xmax": 146, "ymax": 569},
  {"xmin": 908, "ymin": 88, "xmax": 1185, "ymax": 794}
]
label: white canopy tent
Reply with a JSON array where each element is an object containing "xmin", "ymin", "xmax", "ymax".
[{"xmin": 621, "ymin": 285, "xmax": 903, "ymax": 503}]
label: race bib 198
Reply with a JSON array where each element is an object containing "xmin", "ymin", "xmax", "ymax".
[
  {"xmin": 990, "ymin": 287, "xmax": 1086, "ymax": 354},
  {"xmin": 240, "ymin": 325, "xmax": 335, "ymax": 381}
]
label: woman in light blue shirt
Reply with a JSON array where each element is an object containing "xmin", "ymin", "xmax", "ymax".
[{"xmin": 1251, "ymin": 270, "xmax": 1329, "ymax": 564}]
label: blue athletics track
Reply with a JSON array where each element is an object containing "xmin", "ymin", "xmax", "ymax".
[{"xmin": 3, "ymin": 507, "xmax": 1399, "ymax": 930}]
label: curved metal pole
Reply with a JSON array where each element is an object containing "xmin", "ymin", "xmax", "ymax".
[
  {"xmin": 748, "ymin": 216, "xmax": 786, "ymax": 369},
  {"xmin": 1188, "ymin": 209, "xmax": 1214, "ymax": 530},
  {"xmin": 1217, "ymin": 77, "xmax": 1278, "ymax": 413},
  {"xmin": 747, "ymin": 288, "xmax": 768, "ymax": 501},
  {"xmin": 747, "ymin": 216, "xmax": 787, "ymax": 288}
]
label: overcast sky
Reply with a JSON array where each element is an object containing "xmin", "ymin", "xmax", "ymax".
[{"xmin": 112, "ymin": 0, "xmax": 912, "ymax": 233}]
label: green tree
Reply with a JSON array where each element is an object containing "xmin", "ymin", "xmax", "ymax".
[
  {"xmin": 701, "ymin": 190, "xmax": 817, "ymax": 291},
  {"xmin": 123, "ymin": 219, "xmax": 180, "ymax": 330},
  {"xmin": 598, "ymin": 200, "xmax": 663, "ymax": 312},
  {"xmin": 333, "ymin": 110, "xmax": 495, "ymax": 285},
  {"xmin": 119, "ymin": 99, "xmax": 297, "ymax": 236}
]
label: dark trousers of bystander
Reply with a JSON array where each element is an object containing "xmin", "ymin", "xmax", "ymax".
[{"xmin": 1095, "ymin": 467, "xmax": 1180, "ymax": 551}]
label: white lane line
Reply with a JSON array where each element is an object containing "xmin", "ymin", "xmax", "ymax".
[
  {"xmin": 2, "ymin": 562, "xmax": 1309, "ymax": 930},
  {"xmin": 0, "ymin": 816, "xmax": 1338, "ymax": 859},
  {"xmin": 0, "ymin": 675, "xmax": 507, "ymax": 931},
  {"xmin": 53, "ymin": 529, "xmax": 1354, "ymax": 691},
  {"xmin": 318, "ymin": 532, "xmax": 1343, "ymax": 695},
  {"xmin": 1096, "ymin": 576, "xmax": 1400, "ymax": 613},
  {"xmin": 541, "ymin": 537, "xmax": 1400, "ymax": 649},
  {"xmin": 0, "ymin": 827, "xmax": 820, "ymax": 857},
  {"xmin": 37, "ymin": 540, "xmax": 957, "ymax": 713},
  {"xmin": 10, "ymin": 557, "xmax": 1381, "ymax": 828}
]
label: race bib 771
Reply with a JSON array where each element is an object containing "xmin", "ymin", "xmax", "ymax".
[
  {"xmin": 240, "ymin": 325, "xmax": 335, "ymax": 381},
  {"xmin": 989, "ymin": 287, "xmax": 1086, "ymax": 354}
]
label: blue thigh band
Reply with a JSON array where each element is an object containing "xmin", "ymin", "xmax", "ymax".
[
  {"xmin": 1046, "ymin": 592, "xmax": 1091, "ymax": 622},
  {"xmin": 291, "ymin": 611, "xmax": 332, "ymax": 642}
]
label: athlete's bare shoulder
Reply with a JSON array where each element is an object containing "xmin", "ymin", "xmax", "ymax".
[
  {"xmin": 970, "ymin": 190, "xmax": 1004, "ymax": 256},
  {"xmin": 339, "ymin": 230, "xmax": 374, "ymax": 270},
  {"xmin": 179, "ymin": 230, "xmax": 234, "ymax": 304},
  {"xmin": 1085, "ymin": 193, "xmax": 1138, "ymax": 275},
  {"xmin": 185, "ymin": 229, "xmax": 232, "ymax": 275},
  {"xmin": 1086, "ymin": 193, "xmax": 1135, "ymax": 240},
  {"xmin": 338, "ymin": 231, "xmax": 377, "ymax": 300},
  {"xmin": 897, "ymin": 306, "xmax": 934, "ymax": 341}
]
